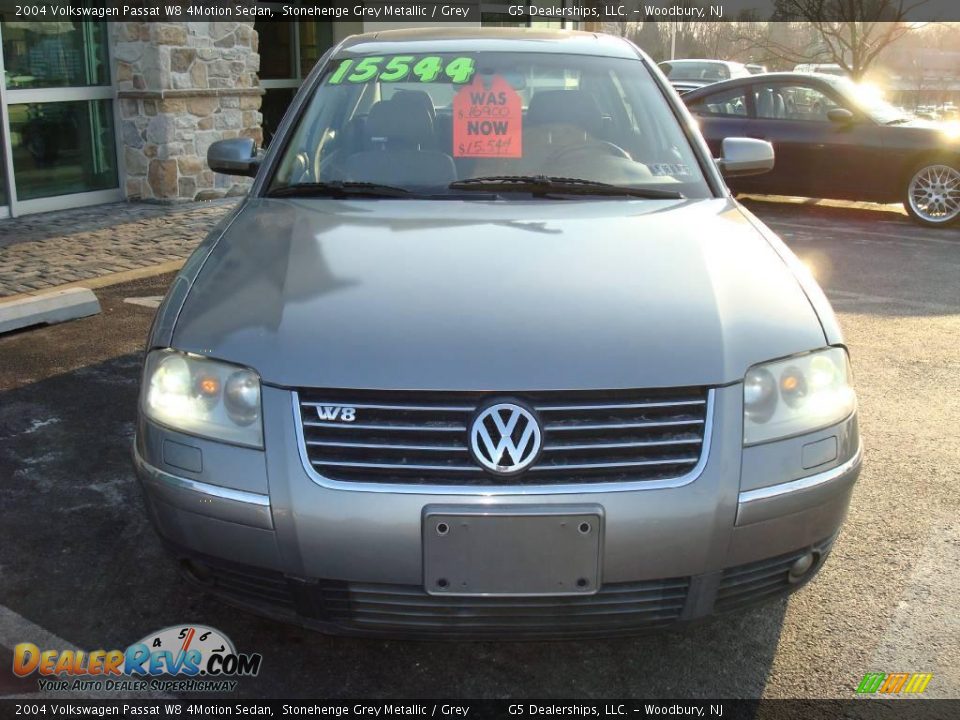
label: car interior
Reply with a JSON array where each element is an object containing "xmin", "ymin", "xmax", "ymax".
[
  {"xmin": 691, "ymin": 85, "xmax": 842, "ymax": 122},
  {"xmin": 688, "ymin": 89, "xmax": 748, "ymax": 117},
  {"xmin": 662, "ymin": 62, "xmax": 731, "ymax": 82}
]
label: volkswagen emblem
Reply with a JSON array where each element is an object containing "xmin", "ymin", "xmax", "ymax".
[{"xmin": 469, "ymin": 402, "xmax": 542, "ymax": 475}]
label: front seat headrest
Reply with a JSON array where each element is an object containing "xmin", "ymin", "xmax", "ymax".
[
  {"xmin": 391, "ymin": 89, "xmax": 436, "ymax": 122},
  {"xmin": 526, "ymin": 90, "xmax": 603, "ymax": 136},
  {"xmin": 366, "ymin": 98, "xmax": 434, "ymax": 149}
]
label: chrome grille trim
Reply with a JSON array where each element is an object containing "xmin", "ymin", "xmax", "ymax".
[
  {"xmin": 543, "ymin": 419, "xmax": 704, "ymax": 431},
  {"xmin": 311, "ymin": 460, "xmax": 485, "ymax": 473},
  {"xmin": 301, "ymin": 402, "xmax": 475, "ymax": 412},
  {"xmin": 306, "ymin": 440, "xmax": 467, "ymax": 452},
  {"xmin": 527, "ymin": 457, "xmax": 700, "ymax": 472},
  {"xmin": 292, "ymin": 388, "xmax": 714, "ymax": 495},
  {"xmin": 302, "ymin": 421, "xmax": 468, "ymax": 432},
  {"xmin": 543, "ymin": 438, "xmax": 701, "ymax": 451},
  {"xmin": 535, "ymin": 400, "xmax": 706, "ymax": 411}
]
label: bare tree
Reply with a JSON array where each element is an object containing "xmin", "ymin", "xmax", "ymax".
[
  {"xmin": 907, "ymin": 52, "xmax": 929, "ymax": 108},
  {"xmin": 692, "ymin": 22, "xmax": 740, "ymax": 59},
  {"xmin": 741, "ymin": 0, "xmax": 927, "ymax": 79},
  {"xmin": 634, "ymin": 19, "xmax": 668, "ymax": 60},
  {"xmin": 735, "ymin": 21, "xmax": 821, "ymax": 70},
  {"xmin": 604, "ymin": 20, "xmax": 636, "ymax": 38}
]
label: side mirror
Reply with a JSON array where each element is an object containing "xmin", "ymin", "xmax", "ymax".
[
  {"xmin": 716, "ymin": 137, "xmax": 774, "ymax": 177},
  {"xmin": 207, "ymin": 137, "xmax": 260, "ymax": 177},
  {"xmin": 827, "ymin": 107, "xmax": 855, "ymax": 125}
]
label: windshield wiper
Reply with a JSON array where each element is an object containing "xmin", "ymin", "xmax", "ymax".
[
  {"xmin": 448, "ymin": 175, "xmax": 684, "ymax": 199},
  {"xmin": 267, "ymin": 181, "xmax": 414, "ymax": 199},
  {"xmin": 885, "ymin": 117, "xmax": 912, "ymax": 125}
]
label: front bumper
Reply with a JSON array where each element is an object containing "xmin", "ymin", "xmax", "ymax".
[{"xmin": 134, "ymin": 384, "xmax": 861, "ymax": 638}]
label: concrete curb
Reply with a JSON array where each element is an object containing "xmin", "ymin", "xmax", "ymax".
[
  {"xmin": 0, "ymin": 259, "xmax": 184, "ymax": 306},
  {"xmin": 0, "ymin": 287, "xmax": 101, "ymax": 335}
]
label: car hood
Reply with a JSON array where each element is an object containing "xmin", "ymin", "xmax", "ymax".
[
  {"xmin": 901, "ymin": 118, "xmax": 939, "ymax": 128},
  {"xmin": 171, "ymin": 197, "xmax": 826, "ymax": 390},
  {"xmin": 894, "ymin": 118, "xmax": 960, "ymax": 135}
]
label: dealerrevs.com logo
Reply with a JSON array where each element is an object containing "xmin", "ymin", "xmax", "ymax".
[{"xmin": 12, "ymin": 624, "xmax": 262, "ymax": 693}]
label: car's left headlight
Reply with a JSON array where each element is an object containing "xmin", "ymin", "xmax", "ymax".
[
  {"xmin": 743, "ymin": 347, "xmax": 856, "ymax": 445},
  {"xmin": 141, "ymin": 349, "xmax": 263, "ymax": 448}
]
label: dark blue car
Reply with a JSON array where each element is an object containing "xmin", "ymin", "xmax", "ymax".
[{"xmin": 683, "ymin": 72, "xmax": 960, "ymax": 227}]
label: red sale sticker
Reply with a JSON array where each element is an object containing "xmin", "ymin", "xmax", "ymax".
[{"xmin": 453, "ymin": 75, "xmax": 522, "ymax": 158}]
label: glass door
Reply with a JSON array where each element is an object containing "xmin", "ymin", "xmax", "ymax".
[{"xmin": 0, "ymin": 19, "xmax": 120, "ymax": 216}]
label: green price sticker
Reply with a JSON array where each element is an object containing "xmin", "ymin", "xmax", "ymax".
[{"xmin": 328, "ymin": 56, "xmax": 477, "ymax": 85}]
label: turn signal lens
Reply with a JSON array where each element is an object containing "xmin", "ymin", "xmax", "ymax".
[
  {"xmin": 197, "ymin": 376, "xmax": 220, "ymax": 397},
  {"xmin": 779, "ymin": 366, "xmax": 807, "ymax": 408}
]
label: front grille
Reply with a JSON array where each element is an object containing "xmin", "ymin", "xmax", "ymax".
[
  {"xmin": 295, "ymin": 387, "xmax": 710, "ymax": 486},
  {"xmin": 315, "ymin": 577, "xmax": 690, "ymax": 637},
  {"xmin": 714, "ymin": 536, "xmax": 836, "ymax": 613}
]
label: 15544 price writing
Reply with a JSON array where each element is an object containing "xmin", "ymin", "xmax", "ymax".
[{"xmin": 329, "ymin": 56, "xmax": 477, "ymax": 85}]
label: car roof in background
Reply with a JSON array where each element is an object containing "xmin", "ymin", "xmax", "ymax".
[
  {"xmin": 659, "ymin": 58, "xmax": 745, "ymax": 66},
  {"xmin": 338, "ymin": 27, "xmax": 639, "ymax": 58},
  {"xmin": 681, "ymin": 71, "xmax": 841, "ymax": 98}
]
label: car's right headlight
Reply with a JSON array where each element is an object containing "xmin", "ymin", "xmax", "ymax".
[
  {"xmin": 141, "ymin": 349, "xmax": 263, "ymax": 448},
  {"xmin": 743, "ymin": 347, "xmax": 856, "ymax": 445}
]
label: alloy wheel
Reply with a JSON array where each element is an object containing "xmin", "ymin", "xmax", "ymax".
[{"xmin": 908, "ymin": 164, "xmax": 960, "ymax": 223}]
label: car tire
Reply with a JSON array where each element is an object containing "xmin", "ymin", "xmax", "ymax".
[{"xmin": 903, "ymin": 158, "xmax": 960, "ymax": 227}]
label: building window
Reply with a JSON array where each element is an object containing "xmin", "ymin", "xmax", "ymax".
[
  {"xmin": 1, "ymin": 21, "xmax": 109, "ymax": 90},
  {"xmin": 7, "ymin": 99, "xmax": 117, "ymax": 201},
  {"xmin": 254, "ymin": 18, "xmax": 333, "ymax": 146},
  {"xmin": 298, "ymin": 22, "xmax": 332, "ymax": 77},
  {"xmin": 0, "ymin": 20, "xmax": 118, "ymax": 213},
  {"xmin": 481, "ymin": 2, "xmax": 570, "ymax": 28}
]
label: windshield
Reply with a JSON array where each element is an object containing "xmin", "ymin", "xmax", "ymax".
[
  {"xmin": 823, "ymin": 76, "xmax": 909, "ymax": 124},
  {"xmin": 660, "ymin": 61, "xmax": 730, "ymax": 82},
  {"xmin": 269, "ymin": 52, "xmax": 710, "ymax": 199}
]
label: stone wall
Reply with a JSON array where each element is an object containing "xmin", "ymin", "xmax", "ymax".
[{"xmin": 113, "ymin": 21, "xmax": 263, "ymax": 201}]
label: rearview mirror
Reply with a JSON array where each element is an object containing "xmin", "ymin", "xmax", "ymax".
[
  {"xmin": 827, "ymin": 107, "xmax": 855, "ymax": 125},
  {"xmin": 716, "ymin": 137, "xmax": 774, "ymax": 177},
  {"xmin": 207, "ymin": 138, "xmax": 260, "ymax": 177}
]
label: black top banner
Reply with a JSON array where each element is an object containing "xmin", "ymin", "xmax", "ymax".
[
  {"xmin": 0, "ymin": 700, "xmax": 958, "ymax": 720},
  {"xmin": 0, "ymin": 1, "xmax": 959, "ymax": 23}
]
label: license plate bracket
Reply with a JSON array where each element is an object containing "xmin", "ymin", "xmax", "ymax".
[{"xmin": 422, "ymin": 505, "xmax": 603, "ymax": 596}]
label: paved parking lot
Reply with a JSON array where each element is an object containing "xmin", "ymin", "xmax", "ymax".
[
  {"xmin": 0, "ymin": 199, "xmax": 235, "ymax": 297},
  {"xmin": 0, "ymin": 199, "xmax": 957, "ymax": 699}
]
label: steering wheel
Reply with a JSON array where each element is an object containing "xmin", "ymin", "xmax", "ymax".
[{"xmin": 545, "ymin": 141, "xmax": 631, "ymax": 168}]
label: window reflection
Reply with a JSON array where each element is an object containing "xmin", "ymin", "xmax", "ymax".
[
  {"xmin": 262, "ymin": 88, "xmax": 296, "ymax": 147},
  {"xmin": 1, "ymin": 21, "xmax": 110, "ymax": 89},
  {"xmin": 298, "ymin": 22, "xmax": 333, "ymax": 77},
  {"xmin": 257, "ymin": 21, "xmax": 295, "ymax": 80},
  {"xmin": 8, "ymin": 100, "xmax": 118, "ymax": 200}
]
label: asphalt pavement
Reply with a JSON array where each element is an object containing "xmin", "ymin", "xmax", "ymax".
[{"xmin": 0, "ymin": 200, "xmax": 957, "ymax": 699}]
